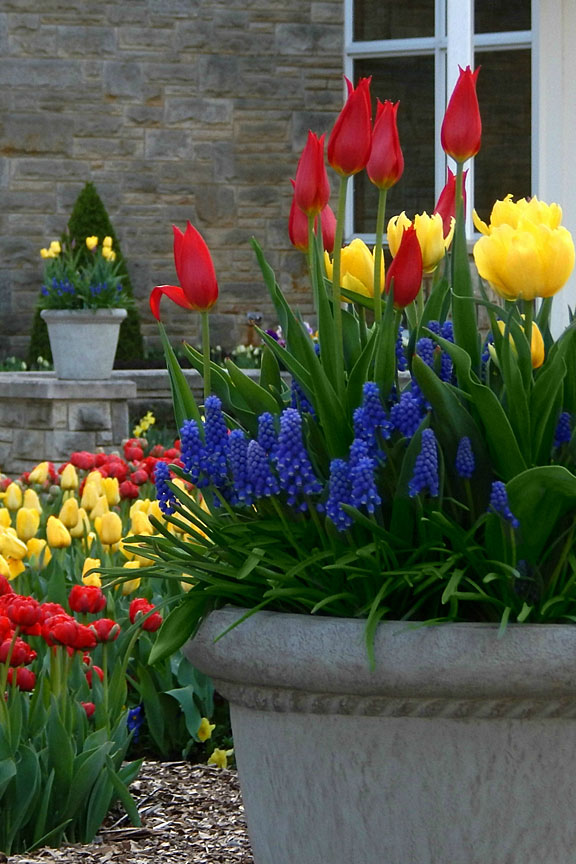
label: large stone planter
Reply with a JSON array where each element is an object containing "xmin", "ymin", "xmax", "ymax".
[
  {"xmin": 41, "ymin": 308, "xmax": 127, "ymax": 380},
  {"xmin": 185, "ymin": 608, "xmax": 576, "ymax": 864}
]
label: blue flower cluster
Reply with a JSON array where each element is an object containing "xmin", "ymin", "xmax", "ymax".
[
  {"xmin": 408, "ymin": 428, "xmax": 439, "ymax": 498},
  {"xmin": 42, "ymin": 278, "xmax": 76, "ymax": 298},
  {"xmin": 154, "ymin": 460, "xmax": 177, "ymax": 515},
  {"xmin": 489, "ymin": 481, "xmax": 519, "ymax": 528},
  {"xmin": 554, "ymin": 412, "xmax": 572, "ymax": 448},
  {"xmin": 455, "ymin": 436, "xmax": 475, "ymax": 479}
]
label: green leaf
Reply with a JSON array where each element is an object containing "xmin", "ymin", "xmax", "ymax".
[
  {"xmin": 224, "ymin": 357, "xmax": 280, "ymax": 415},
  {"xmin": 149, "ymin": 593, "xmax": 210, "ymax": 665},
  {"xmin": 158, "ymin": 321, "xmax": 202, "ymax": 428},
  {"xmin": 105, "ymin": 757, "xmax": 142, "ymax": 828},
  {"xmin": 165, "ymin": 685, "xmax": 202, "ymax": 739},
  {"xmin": 451, "ymin": 207, "xmax": 481, "ymax": 374},
  {"xmin": 0, "ymin": 757, "xmax": 16, "ymax": 798},
  {"xmin": 508, "ymin": 465, "xmax": 576, "ymax": 562},
  {"xmin": 259, "ymin": 345, "xmax": 283, "ymax": 397}
]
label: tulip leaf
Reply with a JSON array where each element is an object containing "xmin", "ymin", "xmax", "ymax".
[
  {"xmin": 224, "ymin": 357, "xmax": 281, "ymax": 416},
  {"xmin": 259, "ymin": 345, "xmax": 284, "ymax": 398},
  {"xmin": 494, "ymin": 320, "xmax": 532, "ymax": 461},
  {"xmin": 158, "ymin": 321, "xmax": 202, "ymax": 429},
  {"xmin": 421, "ymin": 274, "xmax": 450, "ymax": 326},
  {"xmin": 149, "ymin": 593, "xmax": 211, "ymax": 664},
  {"xmin": 530, "ymin": 350, "xmax": 566, "ymax": 464},
  {"xmin": 508, "ymin": 466, "xmax": 576, "ymax": 562},
  {"xmin": 450, "ymin": 215, "xmax": 481, "ymax": 375},
  {"xmin": 429, "ymin": 332, "xmax": 526, "ymax": 480}
]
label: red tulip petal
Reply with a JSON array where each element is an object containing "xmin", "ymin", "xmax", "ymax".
[{"xmin": 149, "ymin": 285, "xmax": 193, "ymax": 320}]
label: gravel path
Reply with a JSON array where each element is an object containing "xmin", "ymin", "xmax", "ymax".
[{"xmin": 6, "ymin": 762, "xmax": 254, "ymax": 864}]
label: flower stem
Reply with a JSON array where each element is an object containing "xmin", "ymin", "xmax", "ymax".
[
  {"xmin": 201, "ymin": 310, "xmax": 211, "ymax": 402},
  {"xmin": 373, "ymin": 187, "xmax": 388, "ymax": 323},
  {"xmin": 523, "ymin": 298, "xmax": 534, "ymax": 368},
  {"xmin": 331, "ymin": 176, "xmax": 349, "ymax": 397}
]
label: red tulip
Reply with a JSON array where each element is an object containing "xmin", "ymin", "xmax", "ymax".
[
  {"xmin": 0, "ymin": 636, "xmax": 36, "ymax": 666},
  {"xmin": 90, "ymin": 618, "xmax": 121, "ymax": 643},
  {"xmin": 82, "ymin": 701, "xmax": 96, "ymax": 718},
  {"xmin": 434, "ymin": 168, "xmax": 468, "ymax": 238},
  {"xmin": 150, "ymin": 221, "xmax": 219, "ymax": 320},
  {"xmin": 384, "ymin": 225, "xmax": 423, "ymax": 308},
  {"xmin": 0, "ymin": 575, "xmax": 13, "ymax": 596},
  {"xmin": 327, "ymin": 77, "xmax": 372, "ymax": 177},
  {"xmin": 293, "ymin": 132, "xmax": 330, "ymax": 217},
  {"xmin": 289, "ymin": 181, "xmax": 336, "ymax": 254},
  {"xmin": 7, "ymin": 667, "xmax": 36, "ymax": 691},
  {"xmin": 441, "ymin": 66, "xmax": 482, "ymax": 163},
  {"xmin": 366, "ymin": 100, "xmax": 404, "ymax": 190},
  {"xmin": 129, "ymin": 597, "xmax": 163, "ymax": 632},
  {"xmin": 69, "ymin": 585, "xmax": 107, "ymax": 615}
]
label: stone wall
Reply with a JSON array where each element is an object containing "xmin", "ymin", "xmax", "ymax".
[{"xmin": 0, "ymin": 0, "xmax": 344, "ymax": 358}]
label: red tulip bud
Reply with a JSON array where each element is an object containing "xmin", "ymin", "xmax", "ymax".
[
  {"xmin": 384, "ymin": 224, "xmax": 423, "ymax": 308},
  {"xmin": 441, "ymin": 66, "xmax": 482, "ymax": 163},
  {"xmin": 293, "ymin": 132, "xmax": 330, "ymax": 217},
  {"xmin": 366, "ymin": 100, "xmax": 404, "ymax": 190},
  {"xmin": 328, "ymin": 77, "xmax": 373, "ymax": 177},
  {"xmin": 434, "ymin": 168, "xmax": 468, "ymax": 238},
  {"xmin": 150, "ymin": 221, "xmax": 219, "ymax": 320}
]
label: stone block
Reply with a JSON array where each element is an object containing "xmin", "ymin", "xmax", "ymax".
[
  {"xmin": 68, "ymin": 401, "xmax": 112, "ymax": 432},
  {"xmin": 165, "ymin": 98, "xmax": 233, "ymax": 126},
  {"xmin": 103, "ymin": 61, "xmax": 144, "ymax": 98},
  {"xmin": 11, "ymin": 428, "xmax": 46, "ymax": 459},
  {"xmin": 110, "ymin": 400, "xmax": 130, "ymax": 441},
  {"xmin": 58, "ymin": 26, "xmax": 116, "ymax": 55},
  {"xmin": 144, "ymin": 129, "xmax": 191, "ymax": 160},
  {"xmin": 0, "ymin": 401, "xmax": 53, "ymax": 430},
  {"xmin": 47, "ymin": 430, "xmax": 97, "ymax": 461}
]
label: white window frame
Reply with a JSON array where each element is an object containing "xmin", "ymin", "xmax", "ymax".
[{"xmin": 344, "ymin": 0, "xmax": 534, "ymax": 243}]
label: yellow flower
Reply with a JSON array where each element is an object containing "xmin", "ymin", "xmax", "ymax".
[
  {"xmin": 494, "ymin": 317, "xmax": 545, "ymax": 370},
  {"xmin": 130, "ymin": 499, "xmax": 151, "ymax": 517},
  {"xmin": 147, "ymin": 500, "xmax": 165, "ymax": 523},
  {"xmin": 49, "ymin": 240, "xmax": 62, "ymax": 256},
  {"xmin": 23, "ymin": 488, "xmax": 42, "ymax": 514},
  {"xmin": 207, "ymin": 748, "xmax": 234, "ymax": 770},
  {"xmin": 102, "ymin": 476, "xmax": 120, "ymax": 507},
  {"xmin": 82, "ymin": 557, "xmax": 102, "ymax": 587},
  {"xmin": 85, "ymin": 235, "xmax": 98, "ymax": 251},
  {"xmin": 86, "ymin": 471, "xmax": 104, "ymax": 493},
  {"xmin": 59, "ymin": 496, "xmax": 79, "ymax": 529},
  {"xmin": 0, "ymin": 553, "xmax": 12, "ymax": 578},
  {"xmin": 16, "ymin": 508, "xmax": 40, "ymax": 542},
  {"xmin": 97, "ymin": 511, "xmax": 123, "ymax": 546},
  {"xmin": 28, "ymin": 462, "xmax": 50, "ymax": 485},
  {"xmin": 4, "ymin": 483, "xmax": 22, "ymax": 511},
  {"xmin": 324, "ymin": 238, "xmax": 384, "ymax": 299},
  {"xmin": 40, "ymin": 247, "xmax": 53, "ymax": 259},
  {"xmin": 102, "ymin": 236, "xmax": 113, "ymax": 248},
  {"xmin": 121, "ymin": 561, "xmax": 141, "ymax": 595},
  {"xmin": 60, "ymin": 463, "xmax": 79, "ymax": 491},
  {"xmin": 7, "ymin": 559, "xmax": 25, "ymax": 580},
  {"xmin": 197, "ymin": 717, "xmax": 216, "ymax": 742},
  {"xmin": 473, "ymin": 217, "xmax": 575, "ymax": 301},
  {"xmin": 0, "ymin": 509, "xmax": 11, "ymax": 529},
  {"xmin": 26, "ymin": 537, "xmax": 51, "ymax": 568},
  {"xmin": 131, "ymin": 510, "xmax": 153, "ymax": 536},
  {"xmin": 80, "ymin": 481, "xmax": 101, "ymax": 512},
  {"xmin": 0, "ymin": 531, "xmax": 28, "ymax": 560},
  {"xmin": 90, "ymin": 495, "xmax": 110, "ymax": 520},
  {"xmin": 473, "ymin": 194, "xmax": 564, "ymax": 235},
  {"xmin": 101, "ymin": 246, "xmax": 116, "ymax": 261},
  {"xmin": 46, "ymin": 515, "xmax": 72, "ymax": 549},
  {"xmin": 388, "ymin": 211, "xmax": 452, "ymax": 274},
  {"xmin": 69, "ymin": 507, "xmax": 91, "ymax": 539}
]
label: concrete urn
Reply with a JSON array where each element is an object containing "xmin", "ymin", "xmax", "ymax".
[
  {"xmin": 185, "ymin": 607, "xmax": 576, "ymax": 864},
  {"xmin": 41, "ymin": 308, "xmax": 127, "ymax": 380}
]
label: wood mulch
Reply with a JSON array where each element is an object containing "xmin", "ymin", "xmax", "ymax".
[{"xmin": 6, "ymin": 762, "xmax": 254, "ymax": 864}]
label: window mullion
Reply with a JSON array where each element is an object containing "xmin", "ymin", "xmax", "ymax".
[{"xmin": 446, "ymin": 0, "xmax": 474, "ymax": 236}]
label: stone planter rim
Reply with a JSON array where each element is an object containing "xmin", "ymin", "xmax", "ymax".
[
  {"xmin": 40, "ymin": 307, "xmax": 128, "ymax": 323},
  {"xmin": 185, "ymin": 607, "xmax": 576, "ymax": 702}
]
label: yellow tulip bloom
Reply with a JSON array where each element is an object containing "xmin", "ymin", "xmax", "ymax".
[
  {"xmin": 324, "ymin": 238, "xmax": 384, "ymax": 299},
  {"xmin": 473, "ymin": 194, "xmax": 564, "ymax": 235},
  {"xmin": 80, "ymin": 481, "xmax": 101, "ymax": 512},
  {"xmin": 102, "ymin": 477, "xmax": 120, "ymax": 507},
  {"xmin": 388, "ymin": 211, "xmax": 453, "ymax": 274},
  {"xmin": 85, "ymin": 235, "xmax": 98, "ymax": 251},
  {"xmin": 4, "ymin": 483, "xmax": 22, "ymax": 511},
  {"xmin": 0, "ymin": 554, "xmax": 12, "ymax": 578},
  {"xmin": 69, "ymin": 507, "xmax": 91, "ymax": 539},
  {"xmin": 122, "ymin": 561, "xmax": 141, "ymax": 595},
  {"xmin": 494, "ymin": 317, "xmax": 545, "ymax": 370},
  {"xmin": 0, "ymin": 509, "xmax": 11, "ymax": 529},
  {"xmin": 16, "ymin": 507, "xmax": 40, "ymax": 542},
  {"xmin": 86, "ymin": 470, "xmax": 104, "ymax": 492},
  {"xmin": 22, "ymin": 488, "xmax": 42, "ymax": 514},
  {"xmin": 7, "ymin": 558, "xmax": 25, "ymax": 580},
  {"xmin": 90, "ymin": 495, "xmax": 110, "ymax": 520},
  {"xmin": 60, "ymin": 463, "xmax": 79, "ymax": 491},
  {"xmin": 98, "ymin": 511, "xmax": 123, "ymax": 546},
  {"xmin": 474, "ymin": 218, "xmax": 575, "ymax": 301},
  {"xmin": 26, "ymin": 537, "xmax": 51, "ymax": 568},
  {"xmin": 131, "ymin": 510, "xmax": 153, "ymax": 536},
  {"xmin": 130, "ymin": 499, "xmax": 151, "ymax": 517},
  {"xmin": 46, "ymin": 515, "xmax": 72, "ymax": 549},
  {"xmin": 0, "ymin": 531, "xmax": 28, "ymax": 560},
  {"xmin": 28, "ymin": 461, "xmax": 50, "ymax": 485},
  {"xmin": 49, "ymin": 240, "xmax": 61, "ymax": 255},
  {"xmin": 82, "ymin": 557, "xmax": 102, "ymax": 587},
  {"xmin": 59, "ymin": 496, "xmax": 80, "ymax": 529},
  {"xmin": 102, "ymin": 236, "xmax": 113, "ymax": 248}
]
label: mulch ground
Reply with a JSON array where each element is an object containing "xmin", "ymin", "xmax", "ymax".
[{"xmin": 6, "ymin": 762, "xmax": 254, "ymax": 864}]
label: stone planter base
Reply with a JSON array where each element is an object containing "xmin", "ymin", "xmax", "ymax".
[
  {"xmin": 185, "ymin": 609, "xmax": 576, "ymax": 864},
  {"xmin": 41, "ymin": 308, "xmax": 127, "ymax": 380}
]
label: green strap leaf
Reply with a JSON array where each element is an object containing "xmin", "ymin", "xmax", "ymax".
[{"xmin": 158, "ymin": 321, "xmax": 202, "ymax": 429}]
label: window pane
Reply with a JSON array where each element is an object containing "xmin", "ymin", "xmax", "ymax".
[
  {"xmin": 353, "ymin": 56, "xmax": 435, "ymax": 234},
  {"xmin": 353, "ymin": 0, "xmax": 435, "ymax": 41},
  {"xmin": 474, "ymin": 49, "xmax": 531, "ymax": 224},
  {"xmin": 474, "ymin": 0, "xmax": 530, "ymax": 34}
]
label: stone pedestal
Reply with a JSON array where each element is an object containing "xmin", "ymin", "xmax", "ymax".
[{"xmin": 0, "ymin": 372, "xmax": 137, "ymax": 475}]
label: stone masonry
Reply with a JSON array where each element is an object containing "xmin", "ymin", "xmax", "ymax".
[{"xmin": 0, "ymin": 0, "xmax": 344, "ymax": 358}]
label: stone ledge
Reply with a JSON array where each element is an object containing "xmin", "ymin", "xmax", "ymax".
[{"xmin": 0, "ymin": 372, "xmax": 137, "ymax": 400}]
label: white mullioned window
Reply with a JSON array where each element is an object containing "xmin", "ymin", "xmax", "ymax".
[{"xmin": 344, "ymin": 0, "xmax": 533, "ymax": 242}]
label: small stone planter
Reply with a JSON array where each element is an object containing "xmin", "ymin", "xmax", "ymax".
[
  {"xmin": 185, "ymin": 608, "xmax": 576, "ymax": 864},
  {"xmin": 41, "ymin": 308, "xmax": 127, "ymax": 380}
]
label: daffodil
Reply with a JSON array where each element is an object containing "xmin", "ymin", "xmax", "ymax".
[
  {"xmin": 207, "ymin": 748, "xmax": 234, "ymax": 770},
  {"xmin": 197, "ymin": 717, "xmax": 216, "ymax": 742}
]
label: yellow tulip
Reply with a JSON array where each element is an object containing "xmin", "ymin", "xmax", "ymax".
[
  {"xmin": 60, "ymin": 463, "xmax": 79, "ymax": 491},
  {"xmin": 473, "ymin": 194, "xmax": 564, "ymax": 235},
  {"xmin": 86, "ymin": 470, "xmax": 104, "ymax": 492},
  {"xmin": 147, "ymin": 500, "xmax": 164, "ymax": 523},
  {"xmin": 473, "ymin": 218, "xmax": 575, "ymax": 301},
  {"xmin": 49, "ymin": 240, "xmax": 61, "ymax": 255},
  {"xmin": 46, "ymin": 515, "xmax": 72, "ymax": 549},
  {"xmin": 0, "ymin": 509, "xmax": 11, "ymax": 529},
  {"xmin": 102, "ymin": 236, "xmax": 113, "ymax": 248},
  {"xmin": 122, "ymin": 561, "xmax": 141, "ymax": 595},
  {"xmin": 26, "ymin": 537, "xmax": 51, "ymax": 568},
  {"xmin": 130, "ymin": 499, "xmax": 151, "ymax": 517},
  {"xmin": 90, "ymin": 495, "xmax": 110, "ymax": 520},
  {"xmin": 59, "ymin": 496, "xmax": 80, "ymax": 529},
  {"xmin": 101, "ymin": 246, "xmax": 116, "ymax": 261},
  {"xmin": 85, "ymin": 235, "xmax": 98, "ymax": 250},
  {"xmin": 131, "ymin": 510, "xmax": 153, "ymax": 536},
  {"xmin": 102, "ymin": 477, "xmax": 120, "ymax": 507},
  {"xmin": 98, "ymin": 511, "xmax": 123, "ymax": 546},
  {"xmin": 28, "ymin": 461, "xmax": 50, "ymax": 485},
  {"xmin": 7, "ymin": 558, "xmax": 25, "ymax": 581},
  {"xmin": 80, "ymin": 481, "xmax": 101, "ymax": 512},
  {"xmin": 22, "ymin": 488, "xmax": 42, "ymax": 514},
  {"xmin": 494, "ymin": 317, "xmax": 545, "ymax": 370},
  {"xmin": 388, "ymin": 211, "xmax": 453, "ymax": 274},
  {"xmin": 0, "ymin": 531, "xmax": 28, "ymax": 560},
  {"xmin": 16, "ymin": 507, "xmax": 40, "ymax": 542},
  {"xmin": 69, "ymin": 507, "xmax": 91, "ymax": 539},
  {"xmin": 82, "ymin": 557, "xmax": 102, "ymax": 587},
  {"xmin": 4, "ymin": 483, "xmax": 22, "ymax": 511},
  {"xmin": 0, "ymin": 554, "xmax": 12, "ymax": 578},
  {"xmin": 324, "ymin": 238, "xmax": 384, "ymax": 299}
]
